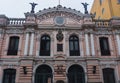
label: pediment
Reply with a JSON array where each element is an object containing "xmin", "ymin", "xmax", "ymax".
[{"xmin": 36, "ymin": 5, "xmax": 84, "ymax": 18}]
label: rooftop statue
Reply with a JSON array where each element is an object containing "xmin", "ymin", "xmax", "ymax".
[
  {"xmin": 30, "ymin": 2, "xmax": 38, "ymax": 13},
  {"xmin": 81, "ymin": 2, "xmax": 89, "ymax": 14}
]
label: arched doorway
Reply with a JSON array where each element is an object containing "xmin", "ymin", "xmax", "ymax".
[
  {"xmin": 67, "ymin": 65, "xmax": 85, "ymax": 83},
  {"xmin": 103, "ymin": 68, "xmax": 116, "ymax": 83},
  {"xmin": 35, "ymin": 65, "xmax": 53, "ymax": 83}
]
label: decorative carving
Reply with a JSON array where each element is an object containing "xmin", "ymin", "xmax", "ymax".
[
  {"xmin": 55, "ymin": 65, "xmax": 64, "ymax": 74},
  {"xmin": 84, "ymin": 29, "xmax": 94, "ymax": 34},
  {"xmin": 6, "ymin": 29, "xmax": 23, "ymax": 34},
  {"xmin": 56, "ymin": 30, "xmax": 64, "ymax": 41},
  {"xmin": 96, "ymin": 31, "xmax": 112, "ymax": 35},
  {"xmin": 25, "ymin": 28, "xmax": 35, "ymax": 33},
  {"xmin": 37, "ymin": 10, "xmax": 82, "ymax": 22},
  {"xmin": 100, "ymin": 61, "xmax": 117, "ymax": 68}
]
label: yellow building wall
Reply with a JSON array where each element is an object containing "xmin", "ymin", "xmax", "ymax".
[
  {"xmin": 91, "ymin": 0, "xmax": 120, "ymax": 19},
  {"xmin": 110, "ymin": 0, "xmax": 120, "ymax": 17}
]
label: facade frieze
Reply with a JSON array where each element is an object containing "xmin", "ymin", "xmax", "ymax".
[
  {"xmin": 25, "ymin": 28, "xmax": 35, "ymax": 33},
  {"xmin": 95, "ymin": 28, "xmax": 112, "ymax": 35},
  {"xmin": 100, "ymin": 63, "xmax": 117, "ymax": 69},
  {"xmin": 6, "ymin": 28, "xmax": 23, "ymax": 34},
  {"xmin": 84, "ymin": 28, "xmax": 94, "ymax": 34}
]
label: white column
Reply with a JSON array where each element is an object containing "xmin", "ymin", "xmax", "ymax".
[
  {"xmin": 24, "ymin": 33, "xmax": 29, "ymax": 56},
  {"xmin": 29, "ymin": 33, "xmax": 34, "ymax": 56},
  {"xmin": 63, "ymin": 32, "xmax": 66, "ymax": 55},
  {"xmin": 116, "ymin": 34, "xmax": 120, "ymax": 55},
  {"xmin": 90, "ymin": 34, "xmax": 95, "ymax": 56},
  {"xmin": 66, "ymin": 38, "xmax": 69, "ymax": 57},
  {"xmin": 36, "ymin": 34, "xmax": 40, "ymax": 56},
  {"xmin": 80, "ymin": 35, "xmax": 84, "ymax": 57},
  {"xmin": 51, "ymin": 39, "xmax": 54, "ymax": 57},
  {"xmin": 85, "ymin": 34, "xmax": 90, "ymax": 56}
]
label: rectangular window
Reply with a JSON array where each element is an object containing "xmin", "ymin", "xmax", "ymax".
[
  {"xmin": 40, "ymin": 35, "xmax": 50, "ymax": 56},
  {"xmin": 57, "ymin": 44, "xmax": 63, "ymax": 52},
  {"xmin": 7, "ymin": 36, "xmax": 19, "ymax": 55},
  {"xmin": 99, "ymin": 37, "xmax": 110, "ymax": 56}
]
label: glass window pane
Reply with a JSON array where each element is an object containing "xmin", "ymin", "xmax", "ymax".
[
  {"xmin": 74, "ymin": 41, "xmax": 79, "ymax": 50},
  {"xmin": 103, "ymin": 39, "xmax": 108, "ymax": 50},
  {"xmin": 46, "ymin": 42, "xmax": 50, "ymax": 51},
  {"xmin": 70, "ymin": 41, "xmax": 73, "ymax": 51},
  {"xmin": 99, "ymin": 37, "xmax": 110, "ymax": 55}
]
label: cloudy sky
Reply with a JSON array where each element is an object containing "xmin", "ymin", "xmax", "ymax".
[{"xmin": 0, "ymin": 0, "xmax": 94, "ymax": 18}]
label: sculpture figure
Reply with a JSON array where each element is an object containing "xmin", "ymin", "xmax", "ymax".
[
  {"xmin": 30, "ymin": 2, "xmax": 38, "ymax": 13},
  {"xmin": 81, "ymin": 2, "xmax": 89, "ymax": 14}
]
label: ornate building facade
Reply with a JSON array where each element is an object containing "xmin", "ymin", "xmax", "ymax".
[{"xmin": 0, "ymin": 4, "xmax": 120, "ymax": 83}]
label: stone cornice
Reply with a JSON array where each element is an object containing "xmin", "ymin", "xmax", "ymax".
[{"xmin": 36, "ymin": 5, "xmax": 83, "ymax": 17}]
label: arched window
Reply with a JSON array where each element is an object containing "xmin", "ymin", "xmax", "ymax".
[
  {"xmin": 7, "ymin": 36, "xmax": 19, "ymax": 55},
  {"xmin": 3, "ymin": 69, "xmax": 16, "ymax": 83},
  {"xmin": 69, "ymin": 35, "xmax": 80, "ymax": 56},
  {"xmin": 40, "ymin": 35, "xmax": 51, "ymax": 56},
  {"xmin": 103, "ymin": 68, "xmax": 115, "ymax": 83},
  {"xmin": 99, "ymin": 37, "xmax": 110, "ymax": 56},
  {"xmin": 67, "ymin": 65, "xmax": 85, "ymax": 83},
  {"xmin": 35, "ymin": 65, "xmax": 53, "ymax": 83}
]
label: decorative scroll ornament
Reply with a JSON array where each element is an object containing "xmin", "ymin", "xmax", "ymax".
[{"xmin": 56, "ymin": 30, "xmax": 64, "ymax": 41}]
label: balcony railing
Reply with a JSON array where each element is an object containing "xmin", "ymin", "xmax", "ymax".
[
  {"xmin": 40, "ymin": 50, "xmax": 50, "ymax": 56},
  {"xmin": 70, "ymin": 51, "xmax": 80, "ymax": 56},
  {"xmin": 94, "ymin": 20, "xmax": 111, "ymax": 28},
  {"xmin": 7, "ymin": 50, "xmax": 18, "ymax": 55},
  {"xmin": 101, "ymin": 50, "xmax": 111, "ymax": 56},
  {"xmin": 8, "ymin": 18, "xmax": 25, "ymax": 26}
]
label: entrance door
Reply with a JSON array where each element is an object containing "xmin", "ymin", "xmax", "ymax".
[
  {"xmin": 103, "ymin": 68, "xmax": 116, "ymax": 83},
  {"xmin": 67, "ymin": 65, "xmax": 85, "ymax": 83},
  {"xmin": 35, "ymin": 65, "xmax": 53, "ymax": 83},
  {"xmin": 3, "ymin": 69, "xmax": 16, "ymax": 83}
]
